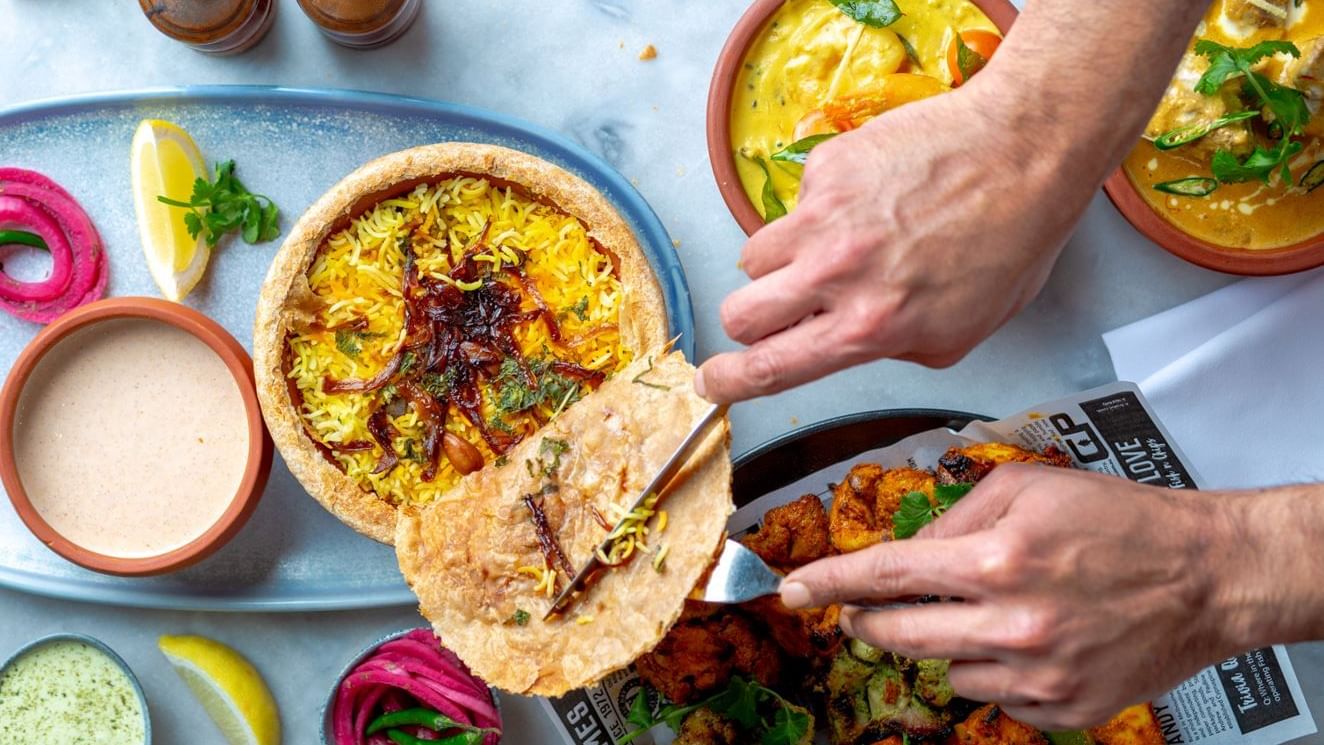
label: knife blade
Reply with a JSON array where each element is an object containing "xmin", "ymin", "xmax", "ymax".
[{"xmin": 544, "ymin": 402, "xmax": 727, "ymax": 618}]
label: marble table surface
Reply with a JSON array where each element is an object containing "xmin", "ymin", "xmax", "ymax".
[{"xmin": 0, "ymin": 0, "xmax": 1282, "ymax": 743}]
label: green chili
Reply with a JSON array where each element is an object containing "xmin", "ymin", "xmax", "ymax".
[
  {"xmin": 367, "ymin": 707, "xmax": 460, "ymax": 734},
  {"xmin": 1153, "ymin": 111, "xmax": 1259, "ymax": 151},
  {"xmin": 1153, "ymin": 177, "xmax": 1220, "ymax": 197},
  {"xmin": 1301, "ymin": 161, "xmax": 1324, "ymax": 193},
  {"xmin": 385, "ymin": 729, "xmax": 486, "ymax": 745},
  {"xmin": 0, "ymin": 230, "xmax": 48, "ymax": 251}
]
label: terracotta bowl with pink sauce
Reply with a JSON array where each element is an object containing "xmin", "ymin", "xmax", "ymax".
[{"xmin": 0, "ymin": 297, "xmax": 273, "ymax": 576}]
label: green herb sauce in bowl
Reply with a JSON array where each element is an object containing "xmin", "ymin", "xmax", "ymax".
[{"xmin": 0, "ymin": 633, "xmax": 150, "ymax": 744}]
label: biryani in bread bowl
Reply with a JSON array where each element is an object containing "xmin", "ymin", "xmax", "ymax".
[
  {"xmin": 395, "ymin": 350, "xmax": 733, "ymax": 696},
  {"xmin": 253, "ymin": 143, "xmax": 669, "ymax": 544}
]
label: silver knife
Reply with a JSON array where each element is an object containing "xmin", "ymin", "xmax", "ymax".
[{"xmin": 545, "ymin": 402, "xmax": 727, "ymax": 618}]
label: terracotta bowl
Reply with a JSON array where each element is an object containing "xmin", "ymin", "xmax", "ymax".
[
  {"xmin": 707, "ymin": 0, "xmax": 1021, "ymax": 236},
  {"xmin": 1102, "ymin": 171, "xmax": 1324, "ymax": 276},
  {"xmin": 0, "ymin": 297, "xmax": 273, "ymax": 576}
]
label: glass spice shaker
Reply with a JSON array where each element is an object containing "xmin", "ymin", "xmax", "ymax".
[
  {"xmin": 297, "ymin": 0, "xmax": 422, "ymax": 49},
  {"xmin": 139, "ymin": 0, "xmax": 275, "ymax": 55}
]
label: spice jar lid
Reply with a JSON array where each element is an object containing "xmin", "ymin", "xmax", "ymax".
[
  {"xmin": 139, "ymin": 0, "xmax": 258, "ymax": 43},
  {"xmin": 297, "ymin": 0, "xmax": 411, "ymax": 34}
]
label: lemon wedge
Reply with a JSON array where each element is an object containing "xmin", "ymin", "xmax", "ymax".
[
  {"xmin": 158, "ymin": 634, "xmax": 282, "ymax": 745},
  {"xmin": 131, "ymin": 119, "xmax": 209, "ymax": 301}
]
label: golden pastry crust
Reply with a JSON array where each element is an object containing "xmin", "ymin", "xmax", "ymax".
[
  {"xmin": 253, "ymin": 143, "xmax": 669, "ymax": 544},
  {"xmin": 395, "ymin": 350, "xmax": 732, "ymax": 696}
]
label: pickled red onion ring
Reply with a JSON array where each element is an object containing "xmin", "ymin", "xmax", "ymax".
[
  {"xmin": 0, "ymin": 168, "xmax": 107, "ymax": 323},
  {"xmin": 331, "ymin": 629, "xmax": 500, "ymax": 745}
]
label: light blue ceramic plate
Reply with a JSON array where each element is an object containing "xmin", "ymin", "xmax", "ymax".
[
  {"xmin": 0, "ymin": 86, "xmax": 694, "ymax": 612},
  {"xmin": 0, "ymin": 632, "xmax": 152, "ymax": 743}
]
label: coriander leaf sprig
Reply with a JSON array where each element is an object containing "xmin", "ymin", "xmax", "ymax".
[
  {"xmin": 157, "ymin": 160, "xmax": 281, "ymax": 247},
  {"xmin": 620, "ymin": 678, "xmax": 811, "ymax": 745},
  {"xmin": 1185, "ymin": 40, "xmax": 1309, "ymax": 186},
  {"xmin": 892, "ymin": 482, "xmax": 974, "ymax": 539}
]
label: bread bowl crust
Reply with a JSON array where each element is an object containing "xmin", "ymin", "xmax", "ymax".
[{"xmin": 253, "ymin": 143, "xmax": 669, "ymax": 544}]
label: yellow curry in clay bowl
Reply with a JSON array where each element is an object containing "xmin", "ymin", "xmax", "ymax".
[
  {"xmin": 1104, "ymin": 0, "xmax": 1324, "ymax": 274},
  {"xmin": 707, "ymin": 0, "xmax": 1017, "ymax": 234}
]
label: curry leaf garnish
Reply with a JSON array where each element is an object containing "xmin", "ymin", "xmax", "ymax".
[
  {"xmin": 829, "ymin": 0, "xmax": 903, "ymax": 27},
  {"xmin": 1153, "ymin": 110, "xmax": 1259, "ymax": 150},
  {"xmin": 897, "ymin": 33, "xmax": 923, "ymax": 69},
  {"xmin": 157, "ymin": 160, "xmax": 280, "ymax": 248},
  {"xmin": 745, "ymin": 155, "xmax": 788, "ymax": 222},
  {"xmin": 892, "ymin": 483, "xmax": 974, "ymax": 539},
  {"xmin": 771, "ymin": 134, "xmax": 838, "ymax": 165},
  {"xmin": 955, "ymin": 34, "xmax": 988, "ymax": 81}
]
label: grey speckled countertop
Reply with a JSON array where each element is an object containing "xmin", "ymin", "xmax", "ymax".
[{"xmin": 0, "ymin": 1, "xmax": 1280, "ymax": 744}]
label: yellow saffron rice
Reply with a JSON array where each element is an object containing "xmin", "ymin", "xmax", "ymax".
[{"xmin": 287, "ymin": 176, "xmax": 631, "ymax": 507}]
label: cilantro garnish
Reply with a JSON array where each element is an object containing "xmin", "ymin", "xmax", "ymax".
[
  {"xmin": 493, "ymin": 357, "xmax": 583, "ymax": 416},
  {"xmin": 1182, "ymin": 40, "xmax": 1309, "ymax": 186},
  {"xmin": 569, "ymin": 296, "xmax": 590, "ymax": 322},
  {"xmin": 421, "ymin": 369, "xmax": 455, "ymax": 399},
  {"xmin": 511, "ymin": 609, "xmax": 530, "ymax": 626},
  {"xmin": 892, "ymin": 483, "xmax": 973, "ymax": 539},
  {"xmin": 156, "ymin": 160, "xmax": 280, "ymax": 247},
  {"xmin": 618, "ymin": 678, "xmax": 810, "ymax": 745},
  {"xmin": 335, "ymin": 328, "xmax": 362, "ymax": 358}
]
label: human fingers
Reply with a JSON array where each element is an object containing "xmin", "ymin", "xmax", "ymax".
[
  {"xmin": 947, "ymin": 661, "xmax": 1036, "ymax": 706},
  {"xmin": 779, "ymin": 534, "xmax": 988, "ymax": 608},
  {"xmin": 695, "ymin": 312, "xmax": 852, "ymax": 403},
  {"xmin": 837, "ymin": 603, "xmax": 1005, "ymax": 661},
  {"xmin": 918, "ymin": 467, "xmax": 1025, "ymax": 540},
  {"xmin": 740, "ymin": 212, "xmax": 806, "ymax": 279},
  {"xmin": 719, "ymin": 264, "xmax": 825, "ymax": 345}
]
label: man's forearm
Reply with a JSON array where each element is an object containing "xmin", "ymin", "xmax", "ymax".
[
  {"xmin": 984, "ymin": 0, "xmax": 1210, "ymax": 184},
  {"xmin": 1212, "ymin": 483, "xmax": 1324, "ymax": 652}
]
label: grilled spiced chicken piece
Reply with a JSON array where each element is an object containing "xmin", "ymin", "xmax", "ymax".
[
  {"xmin": 742, "ymin": 494, "xmax": 832, "ymax": 572},
  {"xmin": 635, "ymin": 602, "xmax": 783, "ymax": 705},
  {"xmin": 936, "ymin": 442, "xmax": 1072, "ymax": 485},
  {"xmin": 674, "ymin": 709, "xmax": 741, "ymax": 745},
  {"xmin": 828, "ymin": 465, "xmax": 936, "ymax": 551},
  {"xmin": 1089, "ymin": 704, "xmax": 1167, "ymax": 745},
  {"xmin": 947, "ymin": 704, "xmax": 1049, "ymax": 745},
  {"xmin": 742, "ymin": 495, "xmax": 844, "ymax": 658}
]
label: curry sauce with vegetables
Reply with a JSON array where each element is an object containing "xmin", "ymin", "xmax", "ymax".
[
  {"xmin": 1123, "ymin": 0, "xmax": 1324, "ymax": 250},
  {"xmin": 731, "ymin": 0, "xmax": 1002, "ymax": 219}
]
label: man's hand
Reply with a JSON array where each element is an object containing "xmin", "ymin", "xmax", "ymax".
[
  {"xmin": 694, "ymin": 0, "xmax": 1213, "ymax": 404},
  {"xmin": 777, "ymin": 466, "xmax": 1249, "ymax": 730},
  {"xmin": 696, "ymin": 76, "xmax": 1086, "ymax": 403}
]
